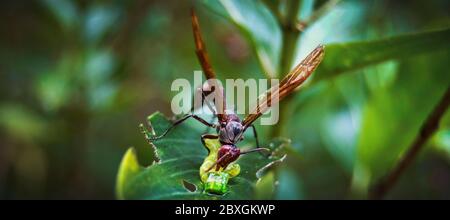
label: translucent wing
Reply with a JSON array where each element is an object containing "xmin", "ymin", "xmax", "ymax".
[{"xmin": 242, "ymin": 45, "xmax": 325, "ymax": 128}]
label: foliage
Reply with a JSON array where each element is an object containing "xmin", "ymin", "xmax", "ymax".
[
  {"xmin": 116, "ymin": 112, "xmax": 284, "ymax": 199},
  {"xmin": 0, "ymin": 0, "xmax": 449, "ymax": 199}
]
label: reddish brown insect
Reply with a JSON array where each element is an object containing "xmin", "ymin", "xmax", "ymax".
[{"xmin": 145, "ymin": 10, "xmax": 325, "ymax": 172}]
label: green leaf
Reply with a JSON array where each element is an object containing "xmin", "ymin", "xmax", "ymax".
[
  {"xmin": 254, "ymin": 154, "xmax": 287, "ymax": 200},
  {"xmin": 315, "ymin": 28, "xmax": 450, "ymax": 81},
  {"xmin": 255, "ymin": 171, "xmax": 275, "ymax": 200},
  {"xmin": 116, "ymin": 112, "xmax": 283, "ymax": 199},
  {"xmin": 202, "ymin": 0, "xmax": 281, "ymax": 78},
  {"xmin": 116, "ymin": 148, "xmax": 142, "ymax": 200}
]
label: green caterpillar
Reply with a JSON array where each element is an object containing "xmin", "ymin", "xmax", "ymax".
[{"xmin": 199, "ymin": 137, "xmax": 240, "ymax": 195}]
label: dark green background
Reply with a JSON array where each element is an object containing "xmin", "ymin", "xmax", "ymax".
[{"xmin": 0, "ymin": 0, "xmax": 449, "ymax": 199}]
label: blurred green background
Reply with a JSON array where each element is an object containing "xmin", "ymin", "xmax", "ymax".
[{"xmin": 0, "ymin": 0, "xmax": 449, "ymax": 199}]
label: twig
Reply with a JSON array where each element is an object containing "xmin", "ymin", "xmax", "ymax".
[
  {"xmin": 297, "ymin": 0, "xmax": 341, "ymax": 31},
  {"xmin": 262, "ymin": 0, "xmax": 282, "ymax": 24},
  {"xmin": 369, "ymin": 86, "xmax": 450, "ymax": 199}
]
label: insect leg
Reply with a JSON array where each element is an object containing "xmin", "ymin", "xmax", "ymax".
[
  {"xmin": 199, "ymin": 87, "xmax": 217, "ymax": 115},
  {"xmin": 146, "ymin": 114, "xmax": 215, "ymax": 141},
  {"xmin": 192, "ymin": 114, "xmax": 216, "ymax": 127},
  {"xmin": 194, "ymin": 87, "xmax": 217, "ymax": 134},
  {"xmin": 203, "ymin": 114, "xmax": 217, "ymax": 134},
  {"xmin": 192, "ymin": 87, "xmax": 216, "ymax": 113},
  {"xmin": 240, "ymin": 124, "xmax": 267, "ymax": 156},
  {"xmin": 250, "ymin": 124, "xmax": 260, "ymax": 148}
]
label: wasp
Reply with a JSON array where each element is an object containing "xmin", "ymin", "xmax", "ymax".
[{"xmin": 144, "ymin": 10, "xmax": 324, "ymax": 174}]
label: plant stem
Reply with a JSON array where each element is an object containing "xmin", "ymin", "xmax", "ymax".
[
  {"xmin": 303, "ymin": 0, "xmax": 340, "ymax": 27},
  {"xmin": 369, "ymin": 87, "xmax": 450, "ymax": 199},
  {"xmin": 270, "ymin": 0, "xmax": 301, "ymax": 138},
  {"xmin": 279, "ymin": 29, "xmax": 300, "ymax": 77},
  {"xmin": 262, "ymin": 0, "xmax": 282, "ymax": 22}
]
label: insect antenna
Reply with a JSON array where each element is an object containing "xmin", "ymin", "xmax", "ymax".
[{"xmin": 240, "ymin": 148, "xmax": 271, "ymax": 155}]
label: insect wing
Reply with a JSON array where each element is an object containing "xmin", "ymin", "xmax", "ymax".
[{"xmin": 242, "ymin": 45, "xmax": 325, "ymax": 128}]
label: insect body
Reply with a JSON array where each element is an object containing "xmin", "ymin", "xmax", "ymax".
[{"xmin": 143, "ymin": 10, "xmax": 325, "ymax": 183}]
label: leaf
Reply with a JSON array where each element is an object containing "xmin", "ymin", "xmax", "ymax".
[
  {"xmin": 116, "ymin": 112, "xmax": 283, "ymax": 200},
  {"xmin": 254, "ymin": 154, "xmax": 287, "ymax": 200},
  {"xmin": 315, "ymin": 28, "xmax": 450, "ymax": 82},
  {"xmin": 116, "ymin": 148, "xmax": 142, "ymax": 200},
  {"xmin": 254, "ymin": 171, "xmax": 275, "ymax": 200},
  {"xmin": 202, "ymin": 0, "xmax": 281, "ymax": 78}
]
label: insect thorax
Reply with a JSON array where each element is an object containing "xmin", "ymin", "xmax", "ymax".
[{"xmin": 218, "ymin": 113, "xmax": 244, "ymax": 144}]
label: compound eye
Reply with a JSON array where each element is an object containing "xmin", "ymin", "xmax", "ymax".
[
  {"xmin": 230, "ymin": 122, "xmax": 243, "ymax": 137},
  {"xmin": 233, "ymin": 126, "xmax": 240, "ymax": 136}
]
